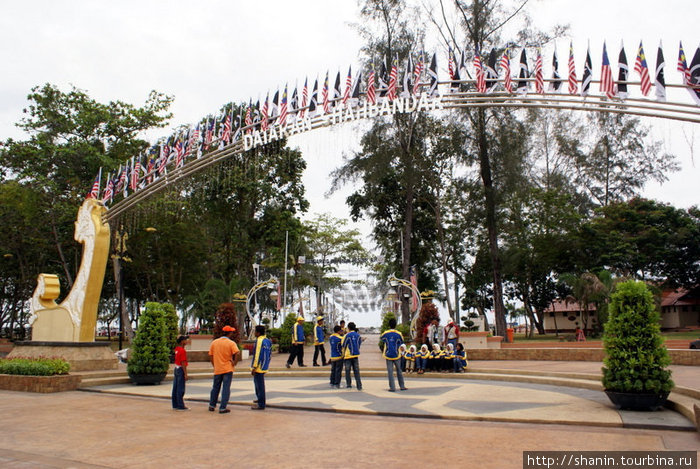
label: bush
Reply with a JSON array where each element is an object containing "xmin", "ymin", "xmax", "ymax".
[
  {"xmin": 161, "ymin": 302, "xmax": 179, "ymax": 351},
  {"xmin": 277, "ymin": 313, "xmax": 298, "ymax": 353},
  {"xmin": 415, "ymin": 302, "xmax": 439, "ymax": 345},
  {"xmin": 0, "ymin": 356, "xmax": 70, "ymax": 376},
  {"xmin": 602, "ymin": 280, "xmax": 673, "ymax": 394},
  {"xmin": 127, "ymin": 302, "xmax": 170, "ymax": 376}
]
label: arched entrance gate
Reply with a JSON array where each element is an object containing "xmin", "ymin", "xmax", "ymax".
[{"xmin": 27, "ymin": 42, "xmax": 700, "ymax": 342}]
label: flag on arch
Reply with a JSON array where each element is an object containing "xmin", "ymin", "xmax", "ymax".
[
  {"xmin": 298, "ymin": 78, "xmax": 308, "ymax": 119},
  {"xmin": 244, "ymin": 104, "xmax": 253, "ymax": 134},
  {"xmin": 581, "ymin": 45, "xmax": 593, "ymax": 97},
  {"xmin": 654, "ymin": 41, "xmax": 666, "ymax": 102},
  {"xmin": 378, "ymin": 59, "xmax": 389, "ymax": 98},
  {"xmin": 427, "ymin": 52, "xmax": 439, "ymax": 97},
  {"xmin": 87, "ymin": 173, "xmax": 100, "ymax": 199},
  {"xmin": 474, "ymin": 48, "xmax": 487, "ymax": 93},
  {"xmin": 599, "ymin": 42, "xmax": 615, "ymax": 99},
  {"xmin": 261, "ymin": 94, "xmax": 269, "ymax": 131},
  {"xmin": 688, "ymin": 45, "xmax": 700, "ymax": 105},
  {"xmin": 130, "ymin": 159, "xmax": 141, "ymax": 191},
  {"xmin": 102, "ymin": 176, "xmax": 114, "ymax": 204},
  {"xmin": 677, "ymin": 41, "xmax": 691, "ymax": 85},
  {"xmin": 387, "ymin": 55, "xmax": 399, "ymax": 101},
  {"xmin": 568, "ymin": 41, "xmax": 578, "ymax": 95},
  {"xmin": 290, "ymin": 86, "xmax": 299, "ymax": 116},
  {"xmin": 634, "ymin": 41, "xmax": 652, "ymax": 96},
  {"xmin": 485, "ymin": 49, "xmax": 498, "ymax": 93},
  {"xmin": 549, "ymin": 47, "xmax": 562, "ymax": 92},
  {"xmin": 309, "ymin": 78, "xmax": 319, "ymax": 117},
  {"xmin": 448, "ymin": 47, "xmax": 460, "ymax": 91},
  {"xmin": 534, "ymin": 49, "xmax": 544, "ymax": 94},
  {"xmin": 367, "ymin": 63, "xmax": 377, "ymax": 104},
  {"xmin": 322, "ymin": 71, "xmax": 330, "ymax": 114},
  {"xmin": 615, "ymin": 42, "xmax": 629, "ymax": 99},
  {"xmin": 350, "ymin": 69, "xmax": 362, "ymax": 106},
  {"xmin": 279, "ymin": 85, "xmax": 289, "ymax": 127},
  {"xmin": 332, "ymin": 71, "xmax": 342, "ymax": 107},
  {"xmin": 517, "ymin": 49, "xmax": 529, "ymax": 94},
  {"xmin": 342, "ymin": 66, "xmax": 352, "ymax": 106},
  {"xmin": 402, "ymin": 54, "xmax": 413, "ymax": 97},
  {"xmin": 412, "ymin": 51, "xmax": 425, "ymax": 95},
  {"xmin": 500, "ymin": 49, "xmax": 513, "ymax": 93}
]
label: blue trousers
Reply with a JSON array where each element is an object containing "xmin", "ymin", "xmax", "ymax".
[
  {"xmin": 253, "ymin": 372, "xmax": 265, "ymax": 408},
  {"xmin": 344, "ymin": 357, "xmax": 362, "ymax": 389},
  {"xmin": 416, "ymin": 357, "xmax": 427, "ymax": 370},
  {"xmin": 209, "ymin": 372, "xmax": 233, "ymax": 410},
  {"xmin": 330, "ymin": 359, "xmax": 343, "ymax": 386},
  {"xmin": 386, "ymin": 359, "xmax": 405, "ymax": 391},
  {"xmin": 171, "ymin": 367, "xmax": 186, "ymax": 409}
]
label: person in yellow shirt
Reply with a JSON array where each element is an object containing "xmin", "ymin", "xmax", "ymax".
[{"xmin": 208, "ymin": 325, "xmax": 240, "ymax": 414}]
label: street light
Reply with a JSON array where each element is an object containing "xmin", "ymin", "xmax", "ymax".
[
  {"xmin": 245, "ymin": 276, "xmax": 279, "ymax": 340},
  {"xmin": 387, "ymin": 273, "xmax": 422, "ymax": 339}
]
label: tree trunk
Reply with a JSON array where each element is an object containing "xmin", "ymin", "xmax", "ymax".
[
  {"xmin": 434, "ymin": 199, "xmax": 454, "ymax": 319},
  {"xmin": 401, "ymin": 184, "xmax": 415, "ymax": 325},
  {"xmin": 476, "ymin": 109, "xmax": 508, "ymax": 340}
]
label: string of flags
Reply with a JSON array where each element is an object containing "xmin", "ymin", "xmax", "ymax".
[{"xmin": 87, "ymin": 40, "xmax": 700, "ymax": 205}]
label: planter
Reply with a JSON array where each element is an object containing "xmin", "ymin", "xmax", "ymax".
[
  {"xmin": 0, "ymin": 373, "xmax": 81, "ymax": 393},
  {"xmin": 128, "ymin": 372, "xmax": 167, "ymax": 385},
  {"xmin": 604, "ymin": 390, "xmax": 669, "ymax": 411}
]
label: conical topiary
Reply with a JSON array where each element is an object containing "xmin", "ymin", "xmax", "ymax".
[
  {"xmin": 161, "ymin": 302, "xmax": 179, "ymax": 350},
  {"xmin": 602, "ymin": 280, "xmax": 673, "ymax": 400},
  {"xmin": 127, "ymin": 302, "xmax": 169, "ymax": 383}
]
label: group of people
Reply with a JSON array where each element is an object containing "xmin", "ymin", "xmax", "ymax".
[{"xmin": 170, "ymin": 315, "xmax": 469, "ymax": 412}]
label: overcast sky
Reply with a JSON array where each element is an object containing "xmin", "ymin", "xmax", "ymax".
[{"xmin": 1, "ymin": 0, "xmax": 697, "ymax": 325}]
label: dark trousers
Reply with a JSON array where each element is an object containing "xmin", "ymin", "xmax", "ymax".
[
  {"xmin": 253, "ymin": 372, "xmax": 266, "ymax": 408},
  {"xmin": 330, "ymin": 359, "xmax": 343, "ymax": 385},
  {"xmin": 313, "ymin": 344, "xmax": 327, "ymax": 365},
  {"xmin": 287, "ymin": 343, "xmax": 304, "ymax": 366},
  {"xmin": 209, "ymin": 371, "xmax": 233, "ymax": 410},
  {"xmin": 344, "ymin": 357, "xmax": 362, "ymax": 389},
  {"xmin": 171, "ymin": 367, "xmax": 186, "ymax": 409}
]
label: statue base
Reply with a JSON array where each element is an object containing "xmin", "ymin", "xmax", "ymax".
[{"xmin": 9, "ymin": 341, "xmax": 118, "ymax": 372}]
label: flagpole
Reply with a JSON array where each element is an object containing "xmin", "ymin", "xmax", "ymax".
[{"xmin": 283, "ymin": 230, "xmax": 289, "ymax": 316}]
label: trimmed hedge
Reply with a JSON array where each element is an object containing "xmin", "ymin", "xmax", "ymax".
[{"xmin": 0, "ymin": 357, "xmax": 70, "ymax": 376}]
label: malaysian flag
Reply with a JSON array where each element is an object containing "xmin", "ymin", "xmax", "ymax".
[
  {"xmin": 616, "ymin": 43, "xmax": 629, "ymax": 99},
  {"xmin": 204, "ymin": 117, "xmax": 214, "ymax": 147},
  {"xmin": 298, "ymin": 78, "xmax": 308, "ymax": 119},
  {"xmin": 485, "ymin": 49, "xmax": 498, "ymax": 93},
  {"xmin": 102, "ymin": 176, "xmax": 114, "ymax": 204},
  {"xmin": 322, "ymin": 71, "xmax": 330, "ymax": 113},
  {"xmin": 261, "ymin": 94, "xmax": 269, "ymax": 131},
  {"xmin": 116, "ymin": 165, "xmax": 128, "ymax": 195},
  {"xmin": 402, "ymin": 54, "xmax": 413, "ymax": 97},
  {"xmin": 145, "ymin": 157, "xmax": 155, "ymax": 184},
  {"xmin": 309, "ymin": 78, "xmax": 319, "ymax": 117},
  {"xmin": 367, "ymin": 63, "xmax": 377, "ymax": 104},
  {"xmin": 187, "ymin": 124, "xmax": 200, "ymax": 157},
  {"xmin": 581, "ymin": 45, "xmax": 593, "ymax": 97},
  {"xmin": 517, "ymin": 49, "xmax": 529, "ymax": 94},
  {"xmin": 221, "ymin": 110, "xmax": 232, "ymax": 145},
  {"xmin": 87, "ymin": 172, "xmax": 100, "ymax": 199},
  {"xmin": 409, "ymin": 265, "xmax": 419, "ymax": 313},
  {"xmin": 130, "ymin": 159, "xmax": 141, "ymax": 191},
  {"xmin": 428, "ymin": 52, "xmax": 439, "ymax": 97},
  {"xmin": 500, "ymin": 49, "xmax": 513, "ymax": 92},
  {"xmin": 244, "ymin": 103, "xmax": 253, "ymax": 133},
  {"xmin": 474, "ymin": 48, "xmax": 486, "ymax": 93},
  {"xmin": 677, "ymin": 41, "xmax": 691, "ymax": 85},
  {"xmin": 387, "ymin": 55, "xmax": 398, "ymax": 100},
  {"xmin": 634, "ymin": 41, "xmax": 652, "ymax": 96},
  {"xmin": 271, "ymin": 90, "xmax": 279, "ymax": 118},
  {"xmin": 157, "ymin": 143, "xmax": 168, "ymax": 175},
  {"xmin": 568, "ymin": 41, "xmax": 578, "ymax": 95},
  {"xmin": 412, "ymin": 51, "xmax": 425, "ymax": 95},
  {"xmin": 279, "ymin": 85, "xmax": 288, "ymax": 127},
  {"xmin": 600, "ymin": 42, "xmax": 615, "ymax": 99},
  {"xmin": 342, "ymin": 66, "xmax": 352, "ymax": 106},
  {"xmin": 549, "ymin": 48, "xmax": 562, "ymax": 92},
  {"xmin": 175, "ymin": 135, "xmax": 185, "ymax": 167},
  {"xmin": 655, "ymin": 41, "xmax": 666, "ymax": 102},
  {"xmin": 534, "ymin": 49, "xmax": 544, "ymax": 94}
]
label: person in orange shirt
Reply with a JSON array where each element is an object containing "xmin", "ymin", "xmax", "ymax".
[{"xmin": 208, "ymin": 325, "xmax": 240, "ymax": 414}]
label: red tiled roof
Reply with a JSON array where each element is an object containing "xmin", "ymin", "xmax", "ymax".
[{"xmin": 660, "ymin": 287, "xmax": 700, "ymax": 307}]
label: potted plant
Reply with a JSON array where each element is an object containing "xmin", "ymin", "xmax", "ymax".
[
  {"xmin": 127, "ymin": 302, "xmax": 170, "ymax": 385},
  {"xmin": 602, "ymin": 280, "xmax": 673, "ymax": 410}
]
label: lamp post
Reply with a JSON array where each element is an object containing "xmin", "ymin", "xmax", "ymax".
[
  {"xmin": 245, "ymin": 276, "xmax": 279, "ymax": 340},
  {"xmin": 387, "ymin": 274, "xmax": 421, "ymax": 339}
]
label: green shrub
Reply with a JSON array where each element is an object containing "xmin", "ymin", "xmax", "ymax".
[
  {"xmin": 602, "ymin": 280, "xmax": 673, "ymax": 394},
  {"xmin": 277, "ymin": 313, "xmax": 298, "ymax": 353},
  {"xmin": 161, "ymin": 303, "xmax": 179, "ymax": 351},
  {"xmin": 127, "ymin": 302, "xmax": 170, "ymax": 376},
  {"xmin": 0, "ymin": 357, "xmax": 70, "ymax": 376}
]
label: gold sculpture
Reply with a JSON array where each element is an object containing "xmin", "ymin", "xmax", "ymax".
[{"xmin": 29, "ymin": 198, "xmax": 111, "ymax": 342}]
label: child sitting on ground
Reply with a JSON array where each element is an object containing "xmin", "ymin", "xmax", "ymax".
[
  {"xmin": 429, "ymin": 344, "xmax": 443, "ymax": 371},
  {"xmin": 454, "ymin": 342, "xmax": 467, "ymax": 372},
  {"xmin": 417, "ymin": 344, "xmax": 430, "ymax": 374},
  {"xmin": 443, "ymin": 343, "xmax": 455, "ymax": 372},
  {"xmin": 405, "ymin": 345, "xmax": 416, "ymax": 373},
  {"xmin": 398, "ymin": 343, "xmax": 407, "ymax": 372}
]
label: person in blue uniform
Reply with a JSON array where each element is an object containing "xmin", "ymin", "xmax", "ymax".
[
  {"xmin": 341, "ymin": 322, "xmax": 362, "ymax": 390},
  {"xmin": 250, "ymin": 325, "xmax": 271, "ymax": 410},
  {"xmin": 328, "ymin": 325, "xmax": 344, "ymax": 388},
  {"xmin": 313, "ymin": 316, "xmax": 329, "ymax": 366},
  {"xmin": 286, "ymin": 316, "xmax": 306, "ymax": 368},
  {"xmin": 379, "ymin": 318, "xmax": 407, "ymax": 392}
]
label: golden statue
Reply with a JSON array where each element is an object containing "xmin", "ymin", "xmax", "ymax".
[{"xmin": 29, "ymin": 198, "xmax": 111, "ymax": 342}]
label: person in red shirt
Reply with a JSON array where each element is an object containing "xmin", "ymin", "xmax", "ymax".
[{"xmin": 172, "ymin": 335, "xmax": 190, "ymax": 411}]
